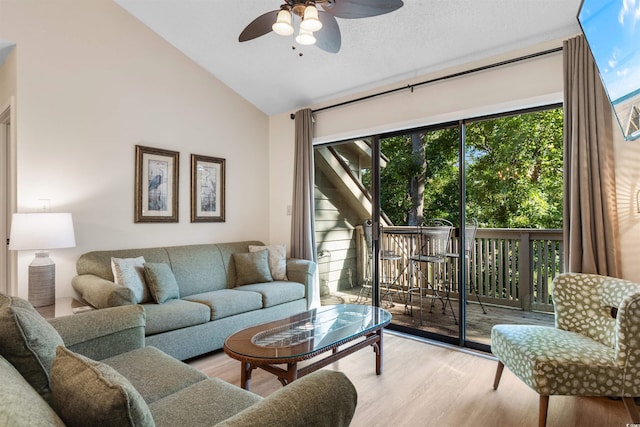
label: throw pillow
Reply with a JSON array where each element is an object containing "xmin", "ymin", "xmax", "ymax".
[
  {"xmin": 0, "ymin": 296, "xmax": 64, "ymax": 399},
  {"xmin": 143, "ymin": 262, "xmax": 180, "ymax": 304},
  {"xmin": 111, "ymin": 256, "xmax": 151, "ymax": 303},
  {"xmin": 0, "ymin": 292, "xmax": 32, "ymax": 309},
  {"xmin": 249, "ymin": 244, "xmax": 288, "ymax": 280},
  {"xmin": 233, "ymin": 250, "xmax": 273, "ymax": 286},
  {"xmin": 51, "ymin": 346, "xmax": 155, "ymax": 427}
]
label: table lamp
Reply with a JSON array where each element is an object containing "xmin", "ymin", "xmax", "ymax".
[{"xmin": 8, "ymin": 213, "xmax": 76, "ymax": 307}]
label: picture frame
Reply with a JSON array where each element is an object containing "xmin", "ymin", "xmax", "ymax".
[
  {"xmin": 191, "ymin": 154, "xmax": 226, "ymax": 222},
  {"xmin": 135, "ymin": 145, "xmax": 179, "ymax": 223}
]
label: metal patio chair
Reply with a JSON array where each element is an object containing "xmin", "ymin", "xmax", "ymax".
[
  {"xmin": 356, "ymin": 220, "xmax": 403, "ymax": 307},
  {"xmin": 406, "ymin": 218, "xmax": 455, "ymax": 325},
  {"xmin": 445, "ymin": 218, "xmax": 486, "ymax": 314}
]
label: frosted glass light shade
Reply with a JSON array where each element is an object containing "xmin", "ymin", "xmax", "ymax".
[
  {"xmin": 9, "ymin": 213, "xmax": 76, "ymax": 250},
  {"xmin": 296, "ymin": 28, "xmax": 316, "ymax": 45},
  {"xmin": 273, "ymin": 10, "xmax": 294, "ymax": 36},
  {"xmin": 300, "ymin": 6, "xmax": 322, "ymax": 32}
]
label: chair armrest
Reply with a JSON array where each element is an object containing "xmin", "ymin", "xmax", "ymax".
[
  {"xmin": 214, "ymin": 370, "xmax": 357, "ymax": 427},
  {"xmin": 286, "ymin": 258, "xmax": 317, "ymax": 307},
  {"xmin": 72, "ymin": 274, "xmax": 135, "ymax": 308},
  {"xmin": 48, "ymin": 305, "xmax": 146, "ymax": 361}
]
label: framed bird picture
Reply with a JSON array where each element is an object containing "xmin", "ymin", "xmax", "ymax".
[
  {"xmin": 190, "ymin": 154, "xmax": 225, "ymax": 223},
  {"xmin": 135, "ymin": 145, "xmax": 179, "ymax": 223}
]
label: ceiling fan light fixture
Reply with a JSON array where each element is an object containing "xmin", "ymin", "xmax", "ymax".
[
  {"xmin": 295, "ymin": 28, "xmax": 316, "ymax": 45},
  {"xmin": 300, "ymin": 5, "xmax": 323, "ymax": 32},
  {"xmin": 272, "ymin": 9, "xmax": 294, "ymax": 36}
]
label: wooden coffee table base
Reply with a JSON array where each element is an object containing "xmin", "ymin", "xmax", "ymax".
[{"xmin": 229, "ymin": 328, "xmax": 384, "ymax": 390}]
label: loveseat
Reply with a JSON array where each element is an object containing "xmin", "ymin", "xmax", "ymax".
[
  {"xmin": 0, "ymin": 294, "xmax": 357, "ymax": 427},
  {"xmin": 72, "ymin": 241, "xmax": 315, "ymax": 360}
]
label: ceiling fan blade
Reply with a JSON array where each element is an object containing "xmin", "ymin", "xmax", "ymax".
[
  {"xmin": 239, "ymin": 10, "xmax": 279, "ymax": 42},
  {"xmin": 321, "ymin": 0, "xmax": 404, "ymax": 19},
  {"xmin": 315, "ymin": 12, "xmax": 341, "ymax": 53}
]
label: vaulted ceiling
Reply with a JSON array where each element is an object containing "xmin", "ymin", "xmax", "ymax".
[{"xmin": 114, "ymin": 0, "xmax": 582, "ymax": 116}]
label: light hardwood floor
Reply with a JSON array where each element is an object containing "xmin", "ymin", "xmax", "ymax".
[{"xmin": 188, "ymin": 332, "xmax": 631, "ymax": 427}]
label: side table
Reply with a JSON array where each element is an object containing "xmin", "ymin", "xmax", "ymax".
[{"xmin": 35, "ymin": 297, "xmax": 94, "ymax": 319}]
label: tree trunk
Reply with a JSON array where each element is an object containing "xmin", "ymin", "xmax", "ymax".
[{"xmin": 407, "ymin": 133, "xmax": 425, "ymax": 226}]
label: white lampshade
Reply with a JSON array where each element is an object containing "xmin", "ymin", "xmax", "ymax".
[
  {"xmin": 9, "ymin": 213, "xmax": 75, "ymax": 307},
  {"xmin": 296, "ymin": 28, "xmax": 316, "ymax": 45},
  {"xmin": 300, "ymin": 5, "xmax": 322, "ymax": 32},
  {"xmin": 272, "ymin": 9, "xmax": 294, "ymax": 36},
  {"xmin": 9, "ymin": 213, "xmax": 76, "ymax": 250}
]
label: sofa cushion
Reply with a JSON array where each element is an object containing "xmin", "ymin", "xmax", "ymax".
[
  {"xmin": 103, "ymin": 346, "xmax": 207, "ymax": 404},
  {"xmin": 0, "ymin": 295, "xmax": 64, "ymax": 399},
  {"xmin": 0, "ymin": 355, "xmax": 66, "ymax": 427},
  {"xmin": 148, "ymin": 377, "xmax": 262, "ymax": 427},
  {"xmin": 143, "ymin": 262, "xmax": 180, "ymax": 304},
  {"xmin": 112, "ymin": 256, "xmax": 152, "ymax": 303},
  {"xmin": 213, "ymin": 241, "xmax": 265, "ymax": 289},
  {"xmin": 142, "ymin": 299, "xmax": 210, "ymax": 335},
  {"xmin": 184, "ymin": 289, "xmax": 263, "ymax": 320},
  {"xmin": 249, "ymin": 244, "xmax": 288, "ymax": 280},
  {"xmin": 164, "ymin": 244, "xmax": 227, "ymax": 295},
  {"xmin": 235, "ymin": 282, "xmax": 306, "ymax": 308},
  {"xmin": 50, "ymin": 346, "xmax": 155, "ymax": 427},
  {"xmin": 233, "ymin": 250, "xmax": 273, "ymax": 286}
]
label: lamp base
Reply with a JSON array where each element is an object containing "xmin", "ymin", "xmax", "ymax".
[{"xmin": 28, "ymin": 251, "xmax": 55, "ymax": 307}]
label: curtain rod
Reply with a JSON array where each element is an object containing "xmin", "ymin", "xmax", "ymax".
[{"xmin": 290, "ymin": 46, "xmax": 563, "ymax": 120}]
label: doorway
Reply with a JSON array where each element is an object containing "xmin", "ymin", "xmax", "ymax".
[{"xmin": 1, "ymin": 98, "xmax": 16, "ymax": 296}]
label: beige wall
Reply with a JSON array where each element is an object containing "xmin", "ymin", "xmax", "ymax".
[
  {"xmin": 613, "ymin": 129, "xmax": 640, "ymax": 282},
  {"xmin": 268, "ymin": 111, "xmax": 295, "ymax": 245},
  {"xmin": 312, "ymin": 49, "xmax": 565, "ymax": 143},
  {"xmin": 0, "ymin": 0, "xmax": 270, "ymax": 299}
]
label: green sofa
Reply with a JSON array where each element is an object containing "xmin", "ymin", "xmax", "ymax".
[
  {"xmin": 0, "ymin": 296, "xmax": 358, "ymax": 427},
  {"xmin": 72, "ymin": 241, "xmax": 316, "ymax": 360}
]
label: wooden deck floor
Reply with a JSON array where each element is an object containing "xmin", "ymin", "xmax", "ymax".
[{"xmin": 321, "ymin": 286, "xmax": 554, "ymax": 346}]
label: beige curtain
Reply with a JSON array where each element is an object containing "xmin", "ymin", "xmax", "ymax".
[
  {"xmin": 290, "ymin": 108, "xmax": 319, "ymax": 307},
  {"xmin": 563, "ymin": 35, "xmax": 620, "ymax": 276}
]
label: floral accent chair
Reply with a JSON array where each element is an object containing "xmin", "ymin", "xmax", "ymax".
[{"xmin": 491, "ymin": 273, "xmax": 640, "ymax": 427}]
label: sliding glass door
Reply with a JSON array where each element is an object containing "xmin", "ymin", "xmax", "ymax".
[
  {"xmin": 313, "ymin": 124, "xmax": 464, "ymax": 344},
  {"xmin": 314, "ymin": 139, "xmax": 374, "ymax": 304},
  {"xmin": 462, "ymin": 107, "xmax": 562, "ymax": 349},
  {"xmin": 377, "ymin": 124, "xmax": 461, "ymax": 343},
  {"xmin": 313, "ymin": 104, "xmax": 563, "ymax": 351}
]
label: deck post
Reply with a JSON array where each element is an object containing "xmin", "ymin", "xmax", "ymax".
[{"xmin": 519, "ymin": 232, "xmax": 532, "ymax": 311}]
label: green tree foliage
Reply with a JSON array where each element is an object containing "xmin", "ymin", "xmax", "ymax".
[{"xmin": 378, "ymin": 108, "xmax": 563, "ymax": 228}]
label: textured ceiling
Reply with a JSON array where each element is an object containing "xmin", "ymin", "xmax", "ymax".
[{"xmin": 113, "ymin": 0, "xmax": 582, "ymax": 116}]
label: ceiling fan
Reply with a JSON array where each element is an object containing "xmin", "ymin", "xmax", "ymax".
[{"xmin": 239, "ymin": 0, "xmax": 404, "ymax": 53}]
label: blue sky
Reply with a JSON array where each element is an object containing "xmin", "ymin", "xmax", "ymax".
[{"xmin": 579, "ymin": 0, "xmax": 640, "ymax": 101}]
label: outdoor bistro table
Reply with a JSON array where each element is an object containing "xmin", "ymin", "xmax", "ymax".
[
  {"xmin": 382, "ymin": 225, "xmax": 455, "ymax": 317},
  {"xmin": 381, "ymin": 225, "xmax": 455, "ymax": 282},
  {"xmin": 223, "ymin": 304, "xmax": 392, "ymax": 390}
]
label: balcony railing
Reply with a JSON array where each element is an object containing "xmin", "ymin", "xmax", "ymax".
[{"xmin": 374, "ymin": 227, "xmax": 563, "ymax": 313}]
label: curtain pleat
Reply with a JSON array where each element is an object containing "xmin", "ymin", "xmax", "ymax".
[
  {"xmin": 563, "ymin": 35, "xmax": 620, "ymax": 276},
  {"xmin": 291, "ymin": 108, "xmax": 319, "ymax": 307}
]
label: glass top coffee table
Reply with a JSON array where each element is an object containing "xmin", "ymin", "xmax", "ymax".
[{"xmin": 223, "ymin": 304, "xmax": 392, "ymax": 390}]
